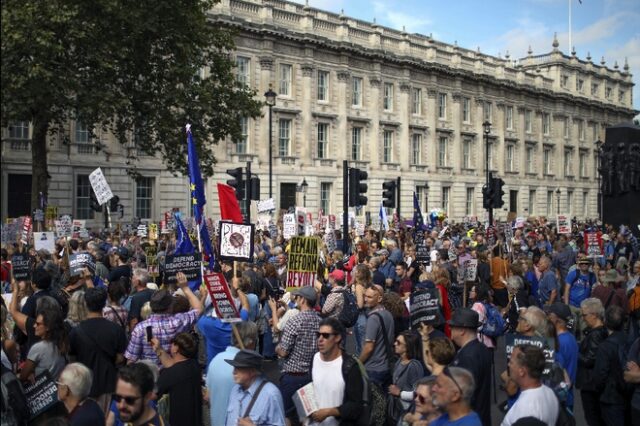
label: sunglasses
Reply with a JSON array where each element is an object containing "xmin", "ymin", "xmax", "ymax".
[
  {"xmin": 113, "ymin": 394, "xmax": 143, "ymax": 405},
  {"xmin": 443, "ymin": 366, "xmax": 463, "ymax": 395},
  {"xmin": 316, "ymin": 332, "xmax": 338, "ymax": 339},
  {"xmin": 413, "ymin": 391, "xmax": 428, "ymax": 404}
]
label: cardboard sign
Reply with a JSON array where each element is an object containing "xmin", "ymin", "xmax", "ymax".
[
  {"xmin": 218, "ymin": 222, "xmax": 254, "ymax": 262},
  {"xmin": 463, "ymin": 259, "xmax": 478, "ymax": 282},
  {"xmin": 24, "ymin": 372, "xmax": 59, "ymax": 419},
  {"xmin": 203, "ymin": 271, "xmax": 240, "ymax": 322},
  {"xmin": 33, "ymin": 209, "xmax": 44, "ymax": 222},
  {"xmin": 33, "ymin": 232, "xmax": 55, "ymax": 253},
  {"xmin": 89, "ymin": 167, "xmax": 114, "ymax": 205},
  {"xmin": 257, "ymin": 198, "xmax": 276, "ymax": 213},
  {"xmin": 269, "ymin": 223, "xmax": 278, "ymax": 240},
  {"xmin": 414, "ymin": 229, "xmax": 430, "ymax": 264},
  {"xmin": 21, "ymin": 216, "xmax": 33, "ymax": 244},
  {"xmin": 68, "ymin": 253, "xmax": 96, "ymax": 276},
  {"xmin": 11, "ymin": 254, "xmax": 32, "ymax": 280},
  {"xmin": 584, "ymin": 231, "xmax": 603, "ymax": 258},
  {"xmin": 145, "ymin": 245, "xmax": 158, "ymax": 276},
  {"xmin": 295, "ymin": 208, "xmax": 307, "ymax": 236},
  {"xmin": 283, "ymin": 214, "xmax": 297, "ymax": 240},
  {"xmin": 504, "ymin": 333, "xmax": 555, "ymax": 376},
  {"xmin": 410, "ymin": 288, "xmax": 442, "ymax": 327},
  {"xmin": 137, "ymin": 224, "xmax": 148, "ymax": 238},
  {"xmin": 286, "ymin": 236, "xmax": 319, "ymax": 290},
  {"xmin": 324, "ymin": 229, "xmax": 337, "ymax": 253},
  {"xmin": 557, "ymin": 215, "xmax": 571, "ymax": 234},
  {"xmin": 55, "ymin": 215, "xmax": 73, "ymax": 237},
  {"xmin": 164, "ymin": 253, "xmax": 202, "ymax": 284}
]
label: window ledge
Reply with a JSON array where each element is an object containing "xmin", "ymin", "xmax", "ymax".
[
  {"xmin": 232, "ymin": 153, "xmax": 258, "ymax": 163},
  {"xmin": 381, "ymin": 163, "xmax": 400, "ymax": 171},
  {"xmin": 410, "ymin": 164, "xmax": 428, "ymax": 172},
  {"xmin": 313, "ymin": 158, "xmax": 337, "ymax": 167},
  {"xmin": 276, "ymin": 156, "xmax": 298, "ymax": 165}
]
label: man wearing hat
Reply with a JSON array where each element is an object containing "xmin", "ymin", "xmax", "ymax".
[
  {"xmin": 546, "ymin": 302, "xmax": 578, "ymax": 410},
  {"xmin": 224, "ymin": 350, "xmax": 285, "ymax": 426},
  {"xmin": 275, "ymin": 286, "xmax": 321, "ymax": 423},
  {"xmin": 449, "ymin": 308, "xmax": 492, "ymax": 426},
  {"xmin": 125, "ymin": 271, "xmax": 203, "ymax": 368},
  {"xmin": 563, "ymin": 256, "xmax": 596, "ymax": 339}
]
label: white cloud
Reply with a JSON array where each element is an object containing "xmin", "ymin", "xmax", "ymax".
[{"xmin": 372, "ymin": 1, "xmax": 431, "ymax": 33}]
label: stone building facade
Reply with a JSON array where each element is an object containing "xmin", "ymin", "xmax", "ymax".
[{"xmin": 1, "ymin": 0, "xmax": 636, "ymax": 227}]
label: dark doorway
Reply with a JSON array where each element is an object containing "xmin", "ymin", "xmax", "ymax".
[
  {"xmin": 509, "ymin": 190, "xmax": 518, "ymax": 214},
  {"xmin": 280, "ymin": 183, "xmax": 297, "ymax": 210},
  {"xmin": 7, "ymin": 174, "xmax": 32, "ymax": 218}
]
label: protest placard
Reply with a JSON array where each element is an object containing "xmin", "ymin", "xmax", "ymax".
[
  {"xmin": 34, "ymin": 232, "xmax": 55, "ymax": 253},
  {"xmin": 410, "ymin": 288, "xmax": 442, "ymax": 327},
  {"xmin": 286, "ymin": 236, "xmax": 319, "ymax": 290},
  {"xmin": 269, "ymin": 223, "xmax": 278, "ymax": 240},
  {"xmin": 148, "ymin": 223, "xmax": 158, "ymax": 240},
  {"xmin": 584, "ymin": 231, "xmax": 603, "ymax": 258},
  {"xmin": 504, "ymin": 333, "xmax": 555, "ymax": 376},
  {"xmin": 24, "ymin": 372, "xmax": 59, "ymax": 419},
  {"xmin": 21, "ymin": 216, "xmax": 32, "ymax": 244},
  {"xmin": 89, "ymin": 167, "xmax": 114, "ymax": 205},
  {"xmin": 68, "ymin": 253, "xmax": 96, "ymax": 276},
  {"xmin": 257, "ymin": 198, "xmax": 276, "ymax": 213},
  {"xmin": 203, "ymin": 271, "xmax": 240, "ymax": 322},
  {"xmin": 557, "ymin": 215, "xmax": 571, "ymax": 234},
  {"xmin": 324, "ymin": 229, "xmax": 336, "ymax": 253},
  {"xmin": 137, "ymin": 224, "xmax": 148, "ymax": 238},
  {"xmin": 145, "ymin": 245, "xmax": 158, "ymax": 276},
  {"xmin": 414, "ymin": 229, "xmax": 430, "ymax": 264},
  {"xmin": 33, "ymin": 209, "xmax": 44, "ymax": 222},
  {"xmin": 11, "ymin": 254, "xmax": 31, "ymax": 280},
  {"xmin": 55, "ymin": 215, "xmax": 72, "ymax": 238},
  {"xmin": 218, "ymin": 222, "xmax": 254, "ymax": 262},
  {"xmin": 283, "ymin": 214, "xmax": 296, "ymax": 240},
  {"xmin": 164, "ymin": 253, "xmax": 202, "ymax": 284},
  {"xmin": 463, "ymin": 259, "xmax": 478, "ymax": 282}
]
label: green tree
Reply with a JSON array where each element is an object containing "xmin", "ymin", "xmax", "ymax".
[{"xmin": 1, "ymin": 0, "xmax": 262, "ymax": 210}]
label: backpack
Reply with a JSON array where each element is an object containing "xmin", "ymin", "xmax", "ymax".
[
  {"xmin": 344, "ymin": 355, "xmax": 384, "ymax": 426},
  {"xmin": 480, "ymin": 302, "xmax": 506, "ymax": 337},
  {"xmin": 338, "ymin": 289, "xmax": 359, "ymax": 328},
  {"xmin": 1, "ymin": 364, "xmax": 30, "ymax": 425}
]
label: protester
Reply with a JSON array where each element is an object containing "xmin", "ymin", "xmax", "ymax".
[
  {"xmin": 351, "ymin": 264, "xmax": 370, "ymax": 355},
  {"xmin": 546, "ymin": 302, "xmax": 578, "ymax": 409},
  {"xmin": 563, "ymin": 256, "xmax": 596, "ymax": 338},
  {"xmin": 321, "ymin": 269, "xmax": 346, "ymax": 318},
  {"xmin": 403, "ymin": 376, "xmax": 442, "ymax": 425},
  {"xmin": 57, "ymin": 362, "xmax": 106, "ymax": 426},
  {"xmin": 360, "ymin": 284, "xmax": 395, "ymax": 389},
  {"xmin": 114, "ymin": 362, "xmax": 161, "ymax": 425},
  {"xmin": 424, "ymin": 337, "xmax": 456, "ymax": 376},
  {"xmin": 128, "ymin": 268, "xmax": 154, "ymax": 330},
  {"xmin": 430, "ymin": 367, "xmax": 482, "ymax": 426},
  {"xmin": 103, "ymin": 278, "xmax": 128, "ymax": 331},
  {"xmin": 387, "ymin": 331, "xmax": 424, "ymax": 422},
  {"xmin": 537, "ymin": 256, "xmax": 558, "ymax": 306}
]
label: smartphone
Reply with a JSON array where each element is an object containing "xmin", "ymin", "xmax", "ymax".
[{"xmin": 146, "ymin": 326, "xmax": 153, "ymax": 342}]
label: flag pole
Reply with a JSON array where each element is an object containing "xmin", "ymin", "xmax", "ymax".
[{"xmin": 187, "ymin": 124, "xmax": 206, "ymax": 291}]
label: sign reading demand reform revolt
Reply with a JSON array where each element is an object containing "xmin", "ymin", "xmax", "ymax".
[{"xmin": 286, "ymin": 236, "xmax": 319, "ymax": 290}]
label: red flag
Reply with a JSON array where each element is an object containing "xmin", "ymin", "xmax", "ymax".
[{"xmin": 217, "ymin": 183, "xmax": 243, "ymax": 223}]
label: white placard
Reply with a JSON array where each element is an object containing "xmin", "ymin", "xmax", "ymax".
[
  {"xmin": 89, "ymin": 167, "xmax": 114, "ymax": 205},
  {"xmin": 283, "ymin": 214, "xmax": 296, "ymax": 240},
  {"xmin": 257, "ymin": 198, "xmax": 276, "ymax": 213},
  {"xmin": 219, "ymin": 222, "xmax": 253, "ymax": 260},
  {"xmin": 55, "ymin": 215, "xmax": 73, "ymax": 237},
  {"xmin": 34, "ymin": 232, "xmax": 55, "ymax": 253},
  {"xmin": 257, "ymin": 215, "xmax": 271, "ymax": 231},
  {"xmin": 557, "ymin": 214, "xmax": 571, "ymax": 234},
  {"xmin": 356, "ymin": 222, "xmax": 365, "ymax": 236}
]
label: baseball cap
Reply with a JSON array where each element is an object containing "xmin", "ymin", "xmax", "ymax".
[
  {"xmin": 328, "ymin": 269, "xmax": 345, "ymax": 283},
  {"xmin": 545, "ymin": 302, "xmax": 572, "ymax": 323},
  {"xmin": 291, "ymin": 286, "xmax": 317, "ymax": 304}
]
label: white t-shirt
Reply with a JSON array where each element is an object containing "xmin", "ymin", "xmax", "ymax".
[
  {"xmin": 501, "ymin": 384, "xmax": 559, "ymax": 426},
  {"xmin": 310, "ymin": 353, "xmax": 345, "ymax": 426}
]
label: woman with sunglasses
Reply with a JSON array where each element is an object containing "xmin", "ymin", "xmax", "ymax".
[
  {"xmin": 403, "ymin": 376, "xmax": 442, "ymax": 425},
  {"xmin": 388, "ymin": 331, "xmax": 424, "ymax": 424}
]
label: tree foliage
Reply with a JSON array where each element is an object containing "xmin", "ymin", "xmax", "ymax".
[{"xmin": 1, "ymin": 0, "xmax": 262, "ymax": 208}]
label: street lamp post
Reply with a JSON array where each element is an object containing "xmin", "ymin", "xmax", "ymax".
[
  {"xmin": 301, "ymin": 178, "xmax": 308, "ymax": 207},
  {"xmin": 595, "ymin": 139, "xmax": 603, "ymax": 222},
  {"xmin": 483, "ymin": 121, "xmax": 492, "ymax": 225},
  {"xmin": 556, "ymin": 188, "xmax": 561, "ymax": 215},
  {"xmin": 264, "ymin": 86, "xmax": 277, "ymax": 199},
  {"xmin": 424, "ymin": 183, "xmax": 429, "ymax": 213}
]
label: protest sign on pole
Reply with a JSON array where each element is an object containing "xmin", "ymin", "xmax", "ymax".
[
  {"xmin": 203, "ymin": 271, "xmax": 240, "ymax": 322},
  {"xmin": 148, "ymin": 223, "xmax": 158, "ymax": 240},
  {"xmin": 557, "ymin": 215, "xmax": 571, "ymax": 234},
  {"xmin": 55, "ymin": 215, "xmax": 73, "ymax": 238},
  {"xmin": 257, "ymin": 198, "xmax": 276, "ymax": 213},
  {"xmin": 286, "ymin": 236, "xmax": 319, "ymax": 290},
  {"xmin": 463, "ymin": 259, "xmax": 478, "ymax": 282},
  {"xmin": 89, "ymin": 167, "xmax": 114, "ymax": 205},
  {"xmin": 21, "ymin": 216, "xmax": 32, "ymax": 244},
  {"xmin": 145, "ymin": 245, "xmax": 158, "ymax": 276},
  {"xmin": 164, "ymin": 253, "xmax": 202, "ymax": 284},
  {"xmin": 218, "ymin": 222, "xmax": 254, "ymax": 262},
  {"xmin": 584, "ymin": 231, "xmax": 603, "ymax": 258},
  {"xmin": 410, "ymin": 288, "xmax": 442, "ymax": 327},
  {"xmin": 283, "ymin": 214, "xmax": 296, "ymax": 240},
  {"xmin": 34, "ymin": 232, "xmax": 55, "ymax": 253}
]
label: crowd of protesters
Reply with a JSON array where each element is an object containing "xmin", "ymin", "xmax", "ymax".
[{"xmin": 1, "ymin": 215, "xmax": 639, "ymax": 426}]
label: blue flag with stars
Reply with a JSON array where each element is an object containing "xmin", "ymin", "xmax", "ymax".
[
  {"xmin": 186, "ymin": 125, "xmax": 215, "ymax": 272},
  {"xmin": 174, "ymin": 213, "xmax": 195, "ymax": 255},
  {"xmin": 413, "ymin": 192, "xmax": 425, "ymax": 232}
]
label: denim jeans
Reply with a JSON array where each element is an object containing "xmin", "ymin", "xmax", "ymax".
[
  {"xmin": 279, "ymin": 372, "xmax": 312, "ymax": 418},
  {"xmin": 353, "ymin": 312, "xmax": 367, "ymax": 356}
]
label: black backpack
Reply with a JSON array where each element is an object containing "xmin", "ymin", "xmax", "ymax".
[
  {"xmin": 1, "ymin": 364, "xmax": 30, "ymax": 425},
  {"xmin": 338, "ymin": 289, "xmax": 359, "ymax": 328}
]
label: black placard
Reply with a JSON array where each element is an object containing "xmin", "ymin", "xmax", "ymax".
[
  {"xmin": 414, "ymin": 229, "xmax": 430, "ymax": 265},
  {"xmin": 410, "ymin": 288, "xmax": 442, "ymax": 327},
  {"xmin": 68, "ymin": 253, "xmax": 96, "ymax": 276},
  {"xmin": 11, "ymin": 254, "xmax": 32, "ymax": 280},
  {"xmin": 164, "ymin": 253, "xmax": 202, "ymax": 284},
  {"xmin": 504, "ymin": 333, "xmax": 556, "ymax": 376},
  {"xmin": 24, "ymin": 371, "xmax": 59, "ymax": 419}
]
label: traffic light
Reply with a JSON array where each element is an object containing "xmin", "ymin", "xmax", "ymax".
[
  {"xmin": 89, "ymin": 191, "xmax": 102, "ymax": 212},
  {"xmin": 382, "ymin": 180, "xmax": 396, "ymax": 208},
  {"xmin": 226, "ymin": 167, "xmax": 245, "ymax": 201},
  {"xmin": 482, "ymin": 183, "xmax": 494, "ymax": 210},
  {"xmin": 491, "ymin": 176, "xmax": 506, "ymax": 208},
  {"xmin": 348, "ymin": 168, "xmax": 368, "ymax": 207},
  {"xmin": 249, "ymin": 176, "xmax": 260, "ymax": 200},
  {"xmin": 109, "ymin": 195, "xmax": 120, "ymax": 212}
]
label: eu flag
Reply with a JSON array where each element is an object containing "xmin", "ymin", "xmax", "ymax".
[
  {"xmin": 413, "ymin": 192, "xmax": 425, "ymax": 232},
  {"xmin": 186, "ymin": 125, "xmax": 215, "ymax": 271},
  {"xmin": 174, "ymin": 213, "xmax": 195, "ymax": 255}
]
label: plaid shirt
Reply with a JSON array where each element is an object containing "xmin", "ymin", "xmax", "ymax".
[
  {"xmin": 102, "ymin": 305, "xmax": 128, "ymax": 329},
  {"xmin": 321, "ymin": 287, "xmax": 345, "ymax": 318},
  {"xmin": 124, "ymin": 309, "xmax": 200, "ymax": 368},
  {"xmin": 278, "ymin": 310, "xmax": 320, "ymax": 373}
]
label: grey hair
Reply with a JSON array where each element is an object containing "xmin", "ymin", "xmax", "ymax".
[
  {"xmin": 580, "ymin": 298, "xmax": 605, "ymax": 320},
  {"xmin": 67, "ymin": 290, "xmax": 88, "ymax": 323},
  {"xmin": 132, "ymin": 268, "xmax": 149, "ymax": 286},
  {"xmin": 415, "ymin": 375, "xmax": 437, "ymax": 389},
  {"xmin": 369, "ymin": 256, "xmax": 381, "ymax": 268},
  {"xmin": 448, "ymin": 367, "xmax": 475, "ymax": 401},
  {"xmin": 522, "ymin": 306, "xmax": 549, "ymax": 336},
  {"xmin": 232, "ymin": 321, "xmax": 259, "ymax": 350},
  {"xmin": 506, "ymin": 276, "xmax": 523, "ymax": 291},
  {"xmin": 59, "ymin": 363, "xmax": 93, "ymax": 399}
]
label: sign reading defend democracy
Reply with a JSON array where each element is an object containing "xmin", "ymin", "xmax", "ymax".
[
  {"xmin": 203, "ymin": 272, "xmax": 240, "ymax": 322},
  {"xmin": 68, "ymin": 253, "xmax": 96, "ymax": 276},
  {"xmin": 410, "ymin": 288, "xmax": 442, "ymax": 327},
  {"xmin": 286, "ymin": 236, "xmax": 319, "ymax": 290},
  {"xmin": 11, "ymin": 254, "xmax": 32, "ymax": 280},
  {"xmin": 504, "ymin": 333, "xmax": 555, "ymax": 376},
  {"xmin": 24, "ymin": 372, "xmax": 59, "ymax": 419},
  {"xmin": 164, "ymin": 253, "xmax": 202, "ymax": 284}
]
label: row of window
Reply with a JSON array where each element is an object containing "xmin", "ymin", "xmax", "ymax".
[
  {"xmin": 560, "ymin": 75, "xmax": 626, "ymax": 103},
  {"xmin": 75, "ymin": 175, "xmax": 153, "ymax": 220}
]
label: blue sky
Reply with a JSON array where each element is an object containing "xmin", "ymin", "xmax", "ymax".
[{"xmin": 294, "ymin": 0, "xmax": 640, "ymax": 111}]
